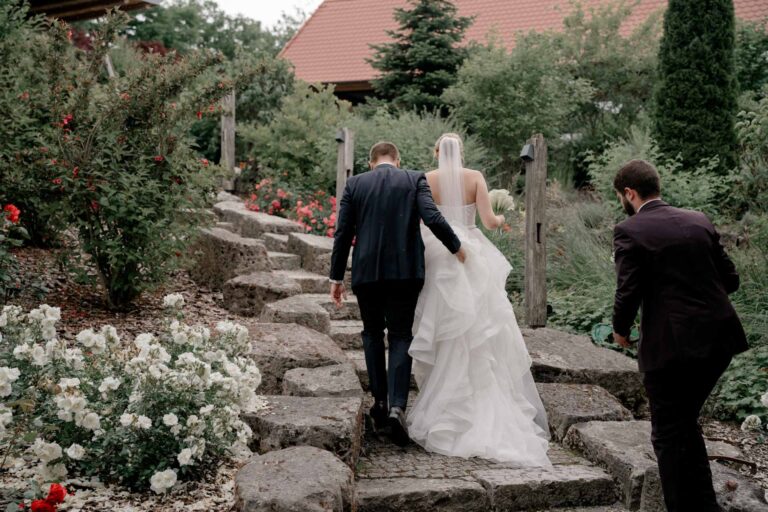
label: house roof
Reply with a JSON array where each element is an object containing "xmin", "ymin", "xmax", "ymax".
[
  {"xmin": 280, "ymin": 0, "xmax": 768, "ymax": 85},
  {"xmin": 27, "ymin": 0, "xmax": 162, "ymax": 22}
]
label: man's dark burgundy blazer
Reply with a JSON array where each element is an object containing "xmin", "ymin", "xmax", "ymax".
[{"xmin": 612, "ymin": 200, "xmax": 748, "ymax": 372}]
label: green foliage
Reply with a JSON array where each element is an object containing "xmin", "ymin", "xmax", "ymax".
[
  {"xmin": 731, "ymin": 89, "xmax": 768, "ymax": 214},
  {"xmin": 244, "ymin": 83, "xmax": 352, "ymax": 193},
  {"xmin": 44, "ymin": 13, "xmax": 255, "ymax": 310},
  {"xmin": 444, "ymin": 38, "xmax": 594, "ymax": 177},
  {"xmin": 653, "ymin": 0, "xmax": 739, "ymax": 171},
  {"xmin": 369, "ymin": 0, "xmax": 472, "ymax": 113},
  {"xmin": 586, "ymin": 126, "xmax": 729, "ymax": 219},
  {"xmin": 735, "ymin": 21, "xmax": 768, "ymax": 95},
  {"xmin": 348, "ymin": 108, "xmax": 491, "ymax": 174}
]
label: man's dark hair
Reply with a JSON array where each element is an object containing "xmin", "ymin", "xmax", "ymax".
[
  {"xmin": 613, "ymin": 159, "xmax": 661, "ymax": 199},
  {"xmin": 369, "ymin": 141, "xmax": 400, "ymax": 162}
]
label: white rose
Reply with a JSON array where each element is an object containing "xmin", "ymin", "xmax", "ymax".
[
  {"xmin": 80, "ymin": 412, "xmax": 101, "ymax": 431},
  {"xmin": 199, "ymin": 404, "xmax": 214, "ymax": 416},
  {"xmin": 42, "ymin": 462, "xmax": 68, "ymax": 480},
  {"xmin": 136, "ymin": 415, "xmax": 152, "ymax": 430},
  {"xmin": 58, "ymin": 378, "xmax": 80, "ymax": 391},
  {"xmin": 163, "ymin": 293, "xmax": 185, "ymax": 309},
  {"xmin": 741, "ymin": 414, "xmax": 762, "ymax": 432},
  {"xmin": 177, "ymin": 448, "xmax": 193, "ymax": 466},
  {"xmin": 32, "ymin": 439, "xmax": 62, "ymax": 463},
  {"xmin": 41, "ymin": 323, "xmax": 57, "ymax": 341},
  {"xmin": 761, "ymin": 391, "xmax": 768, "ymax": 409},
  {"xmin": 134, "ymin": 333, "xmax": 154, "ymax": 349},
  {"xmin": 30, "ymin": 345, "xmax": 48, "ymax": 366},
  {"xmin": 98, "ymin": 376, "xmax": 121, "ymax": 394},
  {"xmin": 0, "ymin": 367, "xmax": 20, "ymax": 383},
  {"xmin": 12, "ymin": 344, "xmax": 30, "ymax": 359},
  {"xmin": 76, "ymin": 329, "xmax": 97, "ymax": 348},
  {"xmin": 150, "ymin": 469, "xmax": 177, "ymax": 494},
  {"xmin": 0, "ymin": 312, "xmax": 7, "ymax": 327},
  {"xmin": 163, "ymin": 413, "xmax": 179, "ymax": 427},
  {"xmin": 66, "ymin": 443, "xmax": 85, "ymax": 460},
  {"xmin": 120, "ymin": 413, "xmax": 136, "ymax": 427}
]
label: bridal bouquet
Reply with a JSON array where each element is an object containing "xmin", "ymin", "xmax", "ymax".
[{"xmin": 489, "ymin": 189, "xmax": 516, "ymax": 215}]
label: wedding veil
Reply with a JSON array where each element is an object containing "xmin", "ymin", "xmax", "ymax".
[{"xmin": 436, "ymin": 134, "xmax": 466, "ymax": 225}]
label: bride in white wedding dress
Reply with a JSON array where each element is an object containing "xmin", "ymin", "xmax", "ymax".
[{"xmin": 407, "ymin": 133, "xmax": 552, "ymax": 466}]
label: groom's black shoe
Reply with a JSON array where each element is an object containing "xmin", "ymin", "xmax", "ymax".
[
  {"xmin": 369, "ymin": 401, "xmax": 388, "ymax": 432},
  {"xmin": 388, "ymin": 407, "xmax": 410, "ymax": 447}
]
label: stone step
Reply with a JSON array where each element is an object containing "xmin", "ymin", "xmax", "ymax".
[
  {"xmin": 522, "ymin": 328, "xmax": 646, "ymax": 414},
  {"xmin": 189, "ymin": 227, "xmax": 271, "ymax": 290},
  {"xmin": 330, "ymin": 320, "xmax": 365, "ymax": 350},
  {"xmin": 262, "ymin": 232, "xmax": 289, "ymax": 252},
  {"xmin": 223, "ymin": 271, "xmax": 302, "ymax": 317},
  {"xmin": 345, "ymin": 349, "xmax": 417, "ymax": 391},
  {"xmin": 563, "ymin": 421, "xmax": 765, "ymax": 511},
  {"xmin": 303, "ymin": 293, "xmax": 361, "ymax": 321},
  {"xmin": 213, "ymin": 200, "xmax": 302, "ymax": 238},
  {"xmin": 242, "ymin": 395, "xmax": 364, "ymax": 468},
  {"xmin": 268, "ymin": 251, "xmax": 302, "ymax": 271},
  {"xmin": 536, "ymin": 383, "xmax": 633, "ymax": 441},
  {"xmin": 259, "ymin": 295, "xmax": 331, "ymax": 334},
  {"xmin": 246, "ymin": 322, "xmax": 347, "ymax": 394},
  {"xmin": 287, "ymin": 232, "xmax": 334, "ymax": 270},
  {"xmin": 274, "ymin": 269, "xmax": 329, "ymax": 294},
  {"xmin": 357, "ymin": 478, "xmax": 489, "ymax": 512},
  {"xmin": 283, "ymin": 363, "xmax": 364, "ymax": 398}
]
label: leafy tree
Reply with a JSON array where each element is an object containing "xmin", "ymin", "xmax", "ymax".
[
  {"xmin": 653, "ymin": 0, "xmax": 739, "ymax": 172},
  {"xmin": 443, "ymin": 37, "xmax": 594, "ymax": 176},
  {"xmin": 368, "ymin": 0, "xmax": 472, "ymax": 113},
  {"xmin": 735, "ymin": 20, "xmax": 768, "ymax": 95}
]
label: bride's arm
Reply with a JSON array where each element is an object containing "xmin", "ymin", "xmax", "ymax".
[{"xmin": 474, "ymin": 172, "xmax": 505, "ymax": 230}]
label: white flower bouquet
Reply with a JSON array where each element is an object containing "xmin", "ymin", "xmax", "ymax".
[
  {"xmin": 0, "ymin": 296, "xmax": 263, "ymax": 494},
  {"xmin": 488, "ymin": 189, "xmax": 516, "ymax": 216}
]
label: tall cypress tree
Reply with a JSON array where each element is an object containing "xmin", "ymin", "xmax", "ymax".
[
  {"xmin": 368, "ymin": 0, "xmax": 472, "ymax": 113},
  {"xmin": 653, "ymin": 0, "xmax": 738, "ymax": 171}
]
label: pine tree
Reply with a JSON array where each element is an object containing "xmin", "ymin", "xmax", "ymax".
[
  {"xmin": 653, "ymin": 0, "xmax": 738, "ymax": 171},
  {"xmin": 368, "ymin": 0, "xmax": 472, "ymax": 113}
]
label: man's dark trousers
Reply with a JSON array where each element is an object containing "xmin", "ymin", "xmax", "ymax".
[
  {"xmin": 643, "ymin": 353, "xmax": 731, "ymax": 512},
  {"xmin": 354, "ymin": 279, "xmax": 423, "ymax": 410}
]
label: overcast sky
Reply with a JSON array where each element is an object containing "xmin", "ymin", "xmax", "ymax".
[{"xmin": 214, "ymin": 0, "xmax": 324, "ymax": 29}]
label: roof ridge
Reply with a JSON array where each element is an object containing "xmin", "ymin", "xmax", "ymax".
[{"xmin": 278, "ymin": 0, "xmax": 332, "ymax": 58}]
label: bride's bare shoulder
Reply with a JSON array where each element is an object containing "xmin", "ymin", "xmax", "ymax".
[{"xmin": 462, "ymin": 168, "xmax": 484, "ymax": 181}]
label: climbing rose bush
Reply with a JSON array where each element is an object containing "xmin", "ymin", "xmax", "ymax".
[{"xmin": 0, "ymin": 295, "xmax": 263, "ymax": 492}]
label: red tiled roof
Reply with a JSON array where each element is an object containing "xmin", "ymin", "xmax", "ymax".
[{"xmin": 280, "ymin": 0, "xmax": 768, "ymax": 85}]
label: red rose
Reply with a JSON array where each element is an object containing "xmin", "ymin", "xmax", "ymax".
[
  {"xmin": 52, "ymin": 178, "xmax": 62, "ymax": 185},
  {"xmin": 46, "ymin": 483, "xmax": 67, "ymax": 504},
  {"xmin": 271, "ymin": 200, "xmax": 280, "ymax": 209},
  {"xmin": 154, "ymin": 155, "xmax": 164, "ymax": 162},
  {"xmin": 3, "ymin": 204, "xmax": 20, "ymax": 224},
  {"xmin": 200, "ymin": 159, "xmax": 209, "ymax": 167},
  {"xmin": 120, "ymin": 92, "xmax": 130, "ymax": 101},
  {"xmin": 30, "ymin": 500, "xmax": 55, "ymax": 512},
  {"xmin": 72, "ymin": 166, "xmax": 79, "ymax": 178},
  {"xmin": 196, "ymin": 111, "xmax": 203, "ymax": 120}
]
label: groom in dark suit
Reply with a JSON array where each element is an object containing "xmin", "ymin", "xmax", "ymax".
[
  {"xmin": 330, "ymin": 141, "xmax": 465, "ymax": 446},
  {"xmin": 612, "ymin": 160, "xmax": 748, "ymax": 512}
]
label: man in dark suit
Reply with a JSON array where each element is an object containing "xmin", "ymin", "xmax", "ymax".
[
  {"xmin": 330, "ymin": 141, "xmax": 465, "ymax": 446},
  {"xmin": 612, "ymin": 160, "xmax": 748, "ymax": 512}
]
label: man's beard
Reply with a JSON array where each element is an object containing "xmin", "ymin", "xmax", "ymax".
[{"xmin": 621, "ymin": 196, "xmax": 636, "ymax": 216}]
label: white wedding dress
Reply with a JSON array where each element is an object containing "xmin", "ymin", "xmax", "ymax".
[{"xmin": 406, "ymin": 138, "xmax": 551, "ymax": 466}]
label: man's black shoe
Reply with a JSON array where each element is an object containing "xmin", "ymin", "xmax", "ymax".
[
  {"xmin": 369, "ymin": 401, "xmax": 388, "ymax": 431},
  {"xmin": 388, "ymin": 406, "xmax": 410, "ymax": 447}
]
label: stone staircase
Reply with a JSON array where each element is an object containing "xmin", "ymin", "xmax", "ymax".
[{"xmin": 197, "ymin": 195, "xmax": 767, "ymax": 512}]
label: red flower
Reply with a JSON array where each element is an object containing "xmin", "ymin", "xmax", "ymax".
[
  {"xmin": 120, "ymin": 92, "xmax": 130, "ymax": 101},
  {"xmin": 30, "ymin": 500, "xmax": 55, "ymax": 512},
  {"xmin": 196, "ymin": 111, "xmax": 203, "ymax": 120},
  {"xmin": 3, "ymin": 204, "xmax": 20, "ymax": 224},
  {"xmin": 40, "ymin": 147, "xmax": 48, "ymax": 153},
  {"xmin": 72, "ymin": 166, "xmax": 79, "ymax": 178},
  {"xmin": 154, "ymin": 155, "xmax": 165, "ymax": 163},
  {"xmin": 52, "ymin": 178, "xmax": 62, "ymax": 185},
  {"xmin": 19, "ymin": 91, "xmax": 29, "ymax": 101},
  {"xmin": 62, "ymin": 114, "xmax": 73, "ymax": 126},
  {"xmin": 271, "ymin": 200, "xmax": 280, "ymax": 209},
  {"xmin": 90, "ymin": 200, "xmax": 100, "ymax": 212},
  {"xmin": 46, "ymin": 483, "xmax": 67, "ymax": 504},
  {"xmin": 200, "ymin": 158, "xmax": 209, "ymax": 167}
]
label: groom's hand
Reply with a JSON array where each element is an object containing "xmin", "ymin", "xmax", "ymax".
[
  {"xmin": 331, "ymin": 282, "xmax": 347, "ymax": 308},
  {"xmin": 456, "ymin": 246, "xmax": 467, "ymax": 264},
  {"xmin": 613, "ymin": 332, "xmax": 631, "ymax": 349}
]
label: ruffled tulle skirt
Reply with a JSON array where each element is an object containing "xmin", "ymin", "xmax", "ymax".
[{"xmin": 407, "ymin": 223, "xmax": 552, "ymax": 466}]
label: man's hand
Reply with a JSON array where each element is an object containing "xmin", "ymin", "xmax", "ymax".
[
  {"xmin": 331, "ymin": 282, "xmax": 347, "ymax": 308},
  {"xmin": 455, "ymin": 246, "xmax": 467, "ymax": 264},
  {"xmin": 613, "ymin": 332, "xmax": 631, "ymax": 349}
]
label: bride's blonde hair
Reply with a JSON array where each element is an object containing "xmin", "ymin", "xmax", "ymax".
[{"xmin": 434, "ymin": 133, "xmax": 464, "ymax": 157}]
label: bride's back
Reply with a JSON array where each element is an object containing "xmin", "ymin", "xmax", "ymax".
[{"xmin": 425, "ymin": 168, "xmax": 501, "ymax": 230}]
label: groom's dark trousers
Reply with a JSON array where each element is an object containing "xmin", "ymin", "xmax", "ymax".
[
  {"xmin": 330, "ymin": 164, "xmax": 461, "ymax": 410},
  {"xmin": 613, "ymin": 200, "xmax": 748, "ymax": 512}
]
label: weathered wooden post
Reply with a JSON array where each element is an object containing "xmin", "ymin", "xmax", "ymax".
[
  {"xmin": 219, "ymin": 91, "xmax": 236, "ymax": 191},
  {"xmin": 335, "ymin": 128, "xmax": 355, "ymax": 204},
  {"xmin": 522, "ymin": 133, "xmax": 547, "ymax": 328}
]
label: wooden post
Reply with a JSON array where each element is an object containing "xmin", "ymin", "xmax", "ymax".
[
  {"xmin": 522, "ymin": 133, "xmax": 547, "ymax": 328},
  {"xmin": 219, "ymin": 91, "xmax": 236, "ymax": 191},
  {"xmin": 335, "ymin": 128, "xmax": 355, "ymax": 204},
  {"xmin": 104, "ymin": 55, "xmax": 116, "ymax": 79}
]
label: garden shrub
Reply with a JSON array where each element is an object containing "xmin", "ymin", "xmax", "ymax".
[
  {"xmin": 0, "ymin": 204, "xmax": 27, "ymax": 304},
  {"xmin": 0, "ymin": 296, "xmax": 261, "ymax": 493}
]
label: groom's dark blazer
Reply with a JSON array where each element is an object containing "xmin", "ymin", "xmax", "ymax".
[
  {"xmin": 612, "ymin": 200, "xmax": 748, "ymax": 372},
  {"xmin": 331, "ymin": 163, "xmax": 461, "ymax": 289}
]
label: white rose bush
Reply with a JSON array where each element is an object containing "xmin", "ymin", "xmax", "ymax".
[{"xmin": 0, "ymin": 296, "xmax": 263, "ymax": 494}]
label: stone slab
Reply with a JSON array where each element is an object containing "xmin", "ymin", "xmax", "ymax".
[
  {"xmin": 305, "ymin": 293, "xmax": 361, "ymax": 321},
  {"xmin": 216, "ymin": 191, "xmax": 242, "ymax": 203},
  {"xmin": 243, "ymin": 395, "xmax": 364, "ymax": 467},
  {"xmin": 472, "ymin": 465, "xmax": 618, "ymax": 510},
  {"xmin": 234, "ymin": 446, "xmax": 354, "ymax": 512},
  {"xmin": 247, "ymin": 322, "xmax": 347, "ymax": 394},
  {"xmin": 214, "ymin": 200, "xmax": 302, "ymax": 238},
  {"xmin": 262, "ymin": 233, "xmax": 289, "ymax": 252},
  {"xmin": 259, "ymin": 295, "xmax": 332, "ymax": 334},
  {"xmin": 522, "ymin": 328, "xmax": 646, "ymax": 413},
  {"xmin": 283, "ymin": 364, "xmax": 364, "ymax": 398},
  {"xmin": 275, "ymin": 270, "xmax": 329, "ymax": 294},
  {"xmin": 537, "ymin": 383, "xmax": 633, "ymax": 441},
  {"xmin": 268, "ymin": 251, "xmax": 302, "ymax": 271},
  {"xmin": 356, "ymin": 478, "xmax": 489, "ymax": 512},
  {"xmin": 330, "ymin": 320, "xmax": 366, "ymax": 350},
  {"xmin": 288, "ymin": 232, "xmax": 334, "ymax": 268},
  {"xmin": 223, "ymin": 271, "xmax": 302, "ymax": 317},
  {"xmin": 189, "ymin": 227, "xmax": 271, "ymax": 290}
]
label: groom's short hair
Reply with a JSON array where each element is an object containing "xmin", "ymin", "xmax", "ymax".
[
  {"xmin": 369, "ymin": 141, "xmax": 400, "ymax": 162},
  {"xmin": 614, "ymin": 159, "xmax": 661, "ymax": 199}
]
